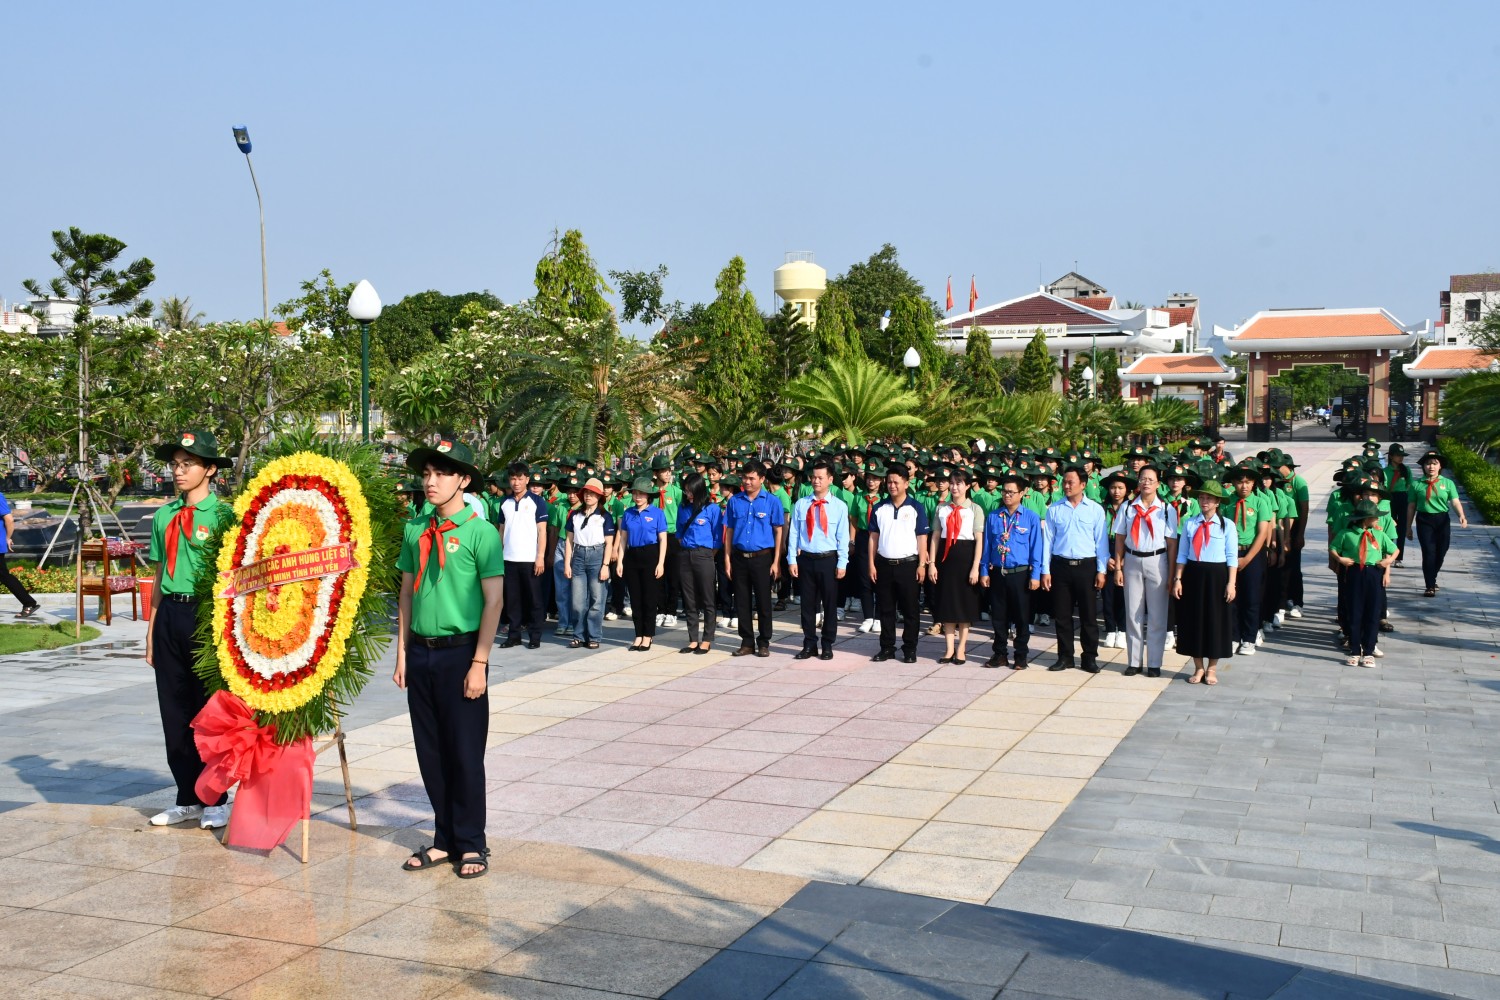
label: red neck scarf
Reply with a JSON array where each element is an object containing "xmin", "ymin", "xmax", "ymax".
[
  {"xmin": 1425, "ymin": 476, "xmax": 1438, "ymax": 503},
  {"xmin": 1192, "ymin": 517, "xmax": 1213, "ymax": 560},
  {"xmin": 806, "ymin": 497, "xmax": 828, "ymax": 540},
  {"xmin": 164, "ymin": 501, "xmax": 198, "ymax": 578},
  {"xmin": 943, "ymin": 503, "xmax": 964, "ymax": 560},
  {"xmin": 1234, "ymin": 497, "xmax": 1250, "ymax": 528},
  {"xmin": 1358, "ymin": 528, "xmax": 1377, "ymax": 567},
  {"xmin": 415, "ymin": 511, "xmax": 473, "ymax": 591},
  {"xmin": 1129, "ymin": 499, "xmax": 1159, "ymax": 548}
]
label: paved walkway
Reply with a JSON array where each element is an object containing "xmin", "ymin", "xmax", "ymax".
[{"xmin": 0, "ymin": 435, "xmax": 1491, "ymax": 997}]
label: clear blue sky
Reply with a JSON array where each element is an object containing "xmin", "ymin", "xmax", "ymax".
[{"xmin": 4, "ymin": 2, "xmax": 1497, "ymax": 341}]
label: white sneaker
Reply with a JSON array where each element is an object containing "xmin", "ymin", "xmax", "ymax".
[
  {"xmin": 1238, "ymin": 642, "xmax": 1256, "ymax": 656},
  {"xmin": 792, "ymin": 596, "xmax": 800, "ymax": 605},
  {"xmin": 150, "ymin": 805, "xmax": 203, "ymax": 827},
  {"xmin": 1373, "ymin": 646, "xmax": 1385, "ymax": 658},
  {"xmin": 201, "ymin": 804, "xmax": 230, "ymax": 829},
  {"xmin": 980, "ymin": 611, "xmax": 990, "ymax": 621},
  {"xmin": 1038, "ymin": 614, "xmax": 1052, "ymax": 627},
  {"xmin": 836, "ymin": 607, "xmax": 846, "ymax": 621},
  {"xmin": 1288, "ymin": 605, "xmax": 1303, "ymax": 619},
  {"xmin": 815, "ymin": 612, "xmax": 824, "ymax": 628},
  {"xmin": 665, "ymin": 615, "xmax": 678, "ymax": 628},
  {"xmin": 623, "ymin": 606, "xmax": 632, "ymax": 617},
  {"xmin": 655, "ymin": 614, "xmax": 666, "ymax": 627},
  {"xmin": 1166, "ymin": 630, "xmax": 1176, "ymax": 648},
  {"xmin": 728, "ymin": 618, "xmax": 739, "ymax": 630},
  {"xmin": 1273, "ymin": 611, "xmax": 1285, "ymax": 627},
  {"xmin": 1255, "ymin": 629, "xmax": 1265, "ymax": 646},
  {"xmin": 604, "ymin": 611, "xmax": 618, "ymax": 621},
  {"xmin": 859, "ymin": 618, "xmax": 876, "ymax": 633}
]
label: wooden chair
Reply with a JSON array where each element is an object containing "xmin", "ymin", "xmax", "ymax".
[{"xmin": 79, "ymin": 538, "xmax": 142, "ymax": 625}]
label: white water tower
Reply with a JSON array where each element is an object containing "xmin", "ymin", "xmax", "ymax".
[{"xmin": 774, "ymin": 251, "xmax": 827, "ymax": 327}]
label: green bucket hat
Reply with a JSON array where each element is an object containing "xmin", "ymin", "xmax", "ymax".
[
  {"xmin": 154, "ymin": 428, "xmax": 234, "ymax": 468},
  {"xmin": 630, "ymin": 475, "xmax": 660, "ymax": 496},
  {"xmin": 405, "ymin": 438, "xmax": 483, "ymax": 484},
  {"xmin": 1351, "ymin": 499, "xmax": 1382, "ymax": 521},
  {"xmin": 1194, "ymin": 479, "xmax": 1228, "ymax": 499},
  {"xmin": 649, "ymin": 454, "xmax": 672, "ymax": 471}
]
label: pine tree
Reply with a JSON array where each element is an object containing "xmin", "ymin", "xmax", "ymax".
[
  {"xmin": 1066, "ymin": 356, "xmax": 1091, "ymax": 401},
  {"xmin": 879, "ymin": 293, "xmax": 943, "ymax": 380},
  {"xmin": 1015, "ymin": 329, "xmax": 1057, "ymax": 395},
  {"xmin": 699, "ymin": 256, "xmax": 770, "ymax": 414},
  {"xmin": 961, "ymin": 326, "xmax": 1001, "ymax": 397},
  {"xmin": 1096, "ymin": 349, "xmax": 1122, "ymax": 400}
]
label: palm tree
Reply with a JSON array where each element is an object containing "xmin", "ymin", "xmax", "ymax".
[
  {"xmin": 781, "ymin": 357, "xmax": 923, "ymax": 447},
  {"xmin": 1051, "ymin": 398, "xmax": 1115, "ymax": 450},
  {"xmin": 1441, "ymin": 372, "xmax": 1500, "ymax": 449},
  {"xmin": 1137, "ymin": 397, "xmax": 1200, "ymax": 443},
  {"xmin": 987, "ymin": 393, "xmax": 1059, "ymax": 448},
  {"xmin": 156, "ymin": 296, "xmax": 204, "ymax": 331},
  {"xmin": 495, "ymin": 317, "xmax": 698, "ymax": 464},
  {"xmin": 665, "ymin": 397, "xmax": 769, "ymax": 458},
  {"xmin": 908, "ymin": 381, "xmax": 995, "ymax": 448}
]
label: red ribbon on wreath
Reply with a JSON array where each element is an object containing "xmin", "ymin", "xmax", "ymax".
[{"xmin": 192, "ymin": 690, "xmax": 315, "ymax": 850}]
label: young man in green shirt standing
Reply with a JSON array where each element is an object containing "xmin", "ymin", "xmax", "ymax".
[
  {"xmin": 1406, "ymin": 450, "xmax": 1469, "ymax": 597},
  {"xmin": 395, "ymin": 439, "xmax": 505, "ymax": 879},
  {"xmin": 145, "ymin": 429, "xmax": 236, "ymax": 830}
]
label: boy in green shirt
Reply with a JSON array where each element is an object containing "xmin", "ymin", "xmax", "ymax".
[
  {"xmin": 1330, "ymin": 499, "xmax": 1396, "ymax": 667},
  {"xmin": 1406, "ymin": 450, "xmax": 1469, "ymax": 597},
  {"xmin": 395, "ymin": 439, "xmax": 505, "ymax": 879},
  {"xmin": 1226, "ymin": 466, "xmax": 1272, "ymax": 654},
  {"xmin": 145, "ymin": 429, "xmax": 236, "ymax": 830}
]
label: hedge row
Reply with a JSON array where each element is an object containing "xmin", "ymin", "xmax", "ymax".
[{"xmin": 1438, "ymin": 436, "xmax": 1500, "ymax": 525}]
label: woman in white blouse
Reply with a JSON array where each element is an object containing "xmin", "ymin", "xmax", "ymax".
[{"xmin": 928, "ymin": 469, "xmax": 986, "ymax": 664}]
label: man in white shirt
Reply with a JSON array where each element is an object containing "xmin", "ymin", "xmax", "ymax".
[
  {"xmin": 497, "ymin": 461, "xmax": 549, "ymax": 649},
  {"xmin": 867, "ymin": 466, "xmax": 930, "ymax": 663},
  {"xmin": 1112, "ymin": 465, "xmax": 1177, "ymax": 677}
]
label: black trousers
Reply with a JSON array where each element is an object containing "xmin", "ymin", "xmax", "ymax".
[
  {"xmin": 623, "ymin": 545, "xmax": 660, "ymax": 638},
  {"xmin": 1261, "ymin": 554, "xmax": 1285, "ymax": 625},
  {"xmin": 875, "ymin": 556, "xmax": 921, "ymax": 655},
  {"xmin": 989, "ymin": 570, "xmax": 1032, "ymax": 660},
  {"xmin": 503, "ymin": 560, "xmax": 544, "ymax": 641},
  {"xmin": 662, "ymin": 533, "xmax": 682, "ymax": 615},
  {"xmin": 732, "ymin": 548, "xmax": 775, "ymax": 646},
  {"xmin": 797, "ymin": 554, "xmax": 839, "ymax": 648},
  {"xmin": 679, "ymin": 546, "xmax": 717, "ymax": 644},
  {"xmin": 153, "ymin": 599, "xmax": 224, "ymax": 808},
  {"xmin": 1346, "ymin": 565, "xmax": 1384, "ymax": 657},
  {"xmin": 406, "ymin": 638, "xmax": 488, "ymax": 857},
  {"xmin": 1415, "ymin": 512, "xmax": 1451, "ymax": 590},
  {"xmin": 848, "ymin": 531, "xmax": 875, "ymax": 618},
  {"xmin": 1233, "ymin": 550, "xmax": 1265, "ymax": 643},
  {"xmin": 1388, "ymin": 497, "xmax": 1409, "ymax": 561},
  {"xmin": 1285, "ymin": 541, "xmax": 1305, "ymax": 608},
  {"xmin": 1049, "ymin": 558, "xmax": 1099, "ymax": 666},
  {"xmin": 715, "ymin": 547, "xmax": 733, "ymax": 613},
  {"xmin": 1100, "ymin": 578, "xmax": 1125, "ymax": 633},
  {"xmin": 0, "ymin": 555, "xmax": 35, "ymax": 608}
]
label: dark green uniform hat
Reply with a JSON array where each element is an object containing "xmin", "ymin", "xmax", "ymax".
[
  {"xmin": 649, "ymin": 454, "xmax": 672, "ymax": 471},
  {"xmin": 630, "ymin": 475, "xmax": 660, "ymax": 496},
  {"xmin": 1194, "ymin": 479, "xmax": 1228, "ymax": 499},
  {"xmin": 154, "ymin": 428, "xmax": 234, "ymax": 468},
  {"xmin": 405, "ymin": 437, "xmax": 482, "ymax": 484}
]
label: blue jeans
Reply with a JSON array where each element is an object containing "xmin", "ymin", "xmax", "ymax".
[
  {"xmin": 552, "ymin": 538, "xmax": 573, "ymax": 631},
  {"xmin": 570, "ymin": 544, "xmax": 607, "ymax": 642}
]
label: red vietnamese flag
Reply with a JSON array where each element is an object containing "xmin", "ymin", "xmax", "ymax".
[
  {"xmin": 969, "ymin": 276, "xmax": 978, "ymax": 312},
  {"xmin": 945, "ymin": 276, "xmax": 953, "ymax": 313}
]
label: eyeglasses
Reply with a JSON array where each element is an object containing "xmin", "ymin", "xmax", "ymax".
[
  {"xmin": 167, "ymin": 460, "xmax": 204, "ymax": 472},
  {"xmin": 1001, "ymin": 489, "xmax": 1021, "ymax": 496}
]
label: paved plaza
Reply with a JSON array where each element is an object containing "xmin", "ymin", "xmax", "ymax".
[{"xmin": 0, "ymin": 437, "xmax": 1495, "ymax": 997}]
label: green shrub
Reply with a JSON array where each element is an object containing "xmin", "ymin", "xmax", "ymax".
[{"xmin": 1439, "ymin": 436, "xmax": 1500, "ymax": 525}]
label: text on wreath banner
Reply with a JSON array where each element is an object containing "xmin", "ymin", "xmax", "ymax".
[{"xmin": 217, "ymin": 542, "xmax": 360, "ymax": 599}]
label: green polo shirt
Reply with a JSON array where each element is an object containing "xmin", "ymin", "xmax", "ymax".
[
  {"xmin": 1227, "ymin": 490, "xmax": 1274, "ymax": 547},
  {"xmin": 397, "ymin": 509, "xmax": 504, "ymax": 636},
  {"xmin": 1290, "ymin": 474, "xmax": 1310, "ymax": 509},
  {"xmin": 149, "ymin": 493, "xmax": 233, "ymax": 596},
  {"xmin": 654, "ymin": 482, "xmax": 682, "ymax": 534},
  {"xmin": 1022, "ymin": 488, "xmax": 1052, "ymax": 520},
  {"xmin": 605, "ymin": 494, "xmax": 627, "ymax": 521},
  {"xmin": 852, "ymin": 491, "xmax": 883, "ymax": 531},
  {"xmin": 1383, "ymin": 464, "xmax": 1414, "ymax": 496},
  {"xmin": 1164, "ymin": 494, "xmax": 1200, "ymax": 524},
  {"xmin": 547, "ymin": 494, "xmax": 570, "ymax": 537},
  {"xmin": 1409, "ymin": 476, "xmax": 1459, "ymax": 515},
  {"xmin": 1271, "ymin": 487, "xmax": 1295, "ymax": 522},
  {"xmin": 1330, "ymin": 525, "xmax": 1397, "ymax": 565}
]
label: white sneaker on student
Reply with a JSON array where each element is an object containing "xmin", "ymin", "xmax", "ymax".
[
  {"xmin": 836, "ymin": 607, "xmax": 846, "ymax": 621},
  {"xmin": 815, "ymin": 612, "xmax": 824, "ymax": 628},
  {"xmin": 1255, "ymin": 629, "xmax": 1265, "ymax": 646},
  {"xmin": 1038, "ymin": 614, "xmax": 1052, "ymax": 627},
  {"xmin": 201, "ymin": 804, "xmax": 230, "ymax": 830},
  {"xmin": 1373, "ymin": 645, "xmax": 1385, "ymax": 658},
  {"xmin": 1238, "ymin": 642, "xmax": 1256, "ymax": 656},
  {"xmin": 1272, "ymin": 611, "xmax": 1285, "ymax": 627},
  {"xmin": 150, "ymin": 805, "xmax": 203, "ymax": 827},
  {"xmin": 859, "ymin": 618, "xmax": 876, "ymax": 633},
  {"xmin": 1166, "ymin": 630, "xmax": 1176, "ymax": 648},
  {"xmin": 655, "ymin": 614, "xmax": 666, "ymax": 627},
  {"xmin": 728, "ymin": 617, "xmax": 739, "ymax": 630},
  {"xmin": 604, "ymin": 611, "xmax": 618, "ymax": 621},
  {"xmin": 664, "ymin": 615, "xmax": 678, "ymax": 628},
  {"xmin": 1288, "ymin": 605, "xmax": 1303, "ymax": 619}
]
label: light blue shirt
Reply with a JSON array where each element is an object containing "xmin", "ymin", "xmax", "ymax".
[
  {"xmin": 788, "ymin": 493, "xmax": 850, "ymax": 570},
  {"xmin": 1045, "ymin": 496, "xmax": 1111, "ymax": 573},
  {"xmin": 1176, "ymin": 512, "xmax": 1237, "ymax": 568}
]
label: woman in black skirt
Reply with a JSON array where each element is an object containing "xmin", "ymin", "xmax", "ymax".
[
  {"xmin": 1171, "ymin": 480, "xmax": 1238, "ymax": 685},
  {"xmin": 929, "ymin": 469, "xmax": 985, "ymax": 664}
]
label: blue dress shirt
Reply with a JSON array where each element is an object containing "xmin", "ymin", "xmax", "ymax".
[
  {"xmin": 1176, "ymin": 512, "xmax": 1237, "ymax": 568},
  {"xmin": 981, "ymin": 506, "xmax": 1046, "ymax": 581},
  {"xmin": 1045, "ymin": 496, "xmax": 1111, "ymax": 573},
  {"xmin": 677, "ymin": 503, "xmax": 723, "ymax": 549},
  {"xmin": 725, "ymin": 490, "xmax": 785, "ymax": 552},
  {"xmin": 618, "ymin": 505, "xmax": 667, "ymax": 548},
  {"xmin": 788, "ymin": 493, "xmax": 850, "ymax": 570}
]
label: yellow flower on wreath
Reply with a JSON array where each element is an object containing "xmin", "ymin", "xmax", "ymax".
[{"xmin": 213, "ymin": 452, "xmax": 373, "ymax": 714}]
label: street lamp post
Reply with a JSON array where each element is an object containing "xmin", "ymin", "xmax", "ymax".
[
  {"xmin": 902, "ymin": 346, "xmax": 921, "ymax": 390},
  {"xmin": 231, "ymin": 126, "xmax": 268, "ymax": 322},
  {"xmin": 1081, "ymin": 365, "xmax": 1095, "ymax": 399},
  {"xmin": 347, "ymin": 280, "xmax": 383, "ymax": 443}
]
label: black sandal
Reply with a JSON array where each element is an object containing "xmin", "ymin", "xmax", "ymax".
[
  {"xmin": 567, "ymin": 639, "xmax": 584, "ymax": 649},
  {"xmin": 403, "ymin": 846, "xmax": 449, "ymax": 872},
  {"xmin": 455, "ymin": 849, "xmax": 491, "ymax": 879},
  {"xmin": 586, "ymin": 641, "xmax": 600, "ymax": 649}
]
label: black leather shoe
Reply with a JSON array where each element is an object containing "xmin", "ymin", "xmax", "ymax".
[
  {"xmin": 756, "ymin": 642, "xmax": 771, "ymax": 658},
  {"xmin": 526, "ymin": 639, "xmax": 541, "ymax": 649},
  {"xmin": 819, "ymin": 648, "xmax": 834, "ymax": 661},
  {"xmin": 984, "ymin": 654, "xmax": 1005, "ymax": 669},
  {"xmin": 1123, "ymin": 665, "xmax": 1142, "ymax": 677},
  {"xmin": 872, "ymin": 650, "xmax": 896, "ymax": 662},
  {"xmin": 794, "ymin": 648, "xmax": 816, "ymax": 660},
  {"xmin": 1081, "ymin": 662, "xmax": 1101, "ymax": 673},
  {"xmin": 1047, "ymin": 660, "xmax": 1073, "ymax": 672},
  {"xmin": 501, "ymin": 637, "xmax": 523, "ymax": 648},
  {"xmin": 774, "ymin": 600, "xmax": 787, "ymax": 612},
  {"xmin": 1012, "ymin": 658, "xmax": 1028, "ymax": 671},
  {"xmin": 1146, "ymin": 667, "xmax": 1162, "ymax": 678},
  {"xmin": 732, "ymin": 645, "xmax": 755, "ymax": 657},
  {"xmin": 901, "ymin": 652, "xmax": 917, "ymax": 663}
]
